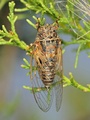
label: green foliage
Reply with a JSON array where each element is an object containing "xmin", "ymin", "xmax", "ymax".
[
  {"xmin": 15, "ymin": 0, "xmax": 59, "ymax": 18},
  {"xmin": 63, "ymin": 73, "xmax": 90, "ymax": 92},
  {"xmin": 0, "ymin": 0, "xmax": 90, "ymax": 92},
  {"xmin": 0, "ymin": 1, "xmax": 27, "ymax": 50}
]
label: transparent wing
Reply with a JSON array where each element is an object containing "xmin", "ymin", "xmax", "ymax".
[
  {"xmin": 54, "ymin": 74, "xmax": 63, "ymax": 111},
  {"xmin": 30, "ymin": 58, "xmax": 53, "ymax": 112},
  {"xmin": 54, "ymin": 44, "xmax": 63, "ymax": 112}
]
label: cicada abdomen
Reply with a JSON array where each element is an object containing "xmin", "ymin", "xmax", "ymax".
[{"xmin": 30, "ymin": 21, "xmax": 63, "ymax": 112}]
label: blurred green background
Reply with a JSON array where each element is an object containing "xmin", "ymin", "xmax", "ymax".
[{"xmin": 0, "ymin": 0, "xmax": 90, "ymax": 120}]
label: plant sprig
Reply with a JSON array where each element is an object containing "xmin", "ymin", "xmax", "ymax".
[
  {"xmin": 0, "ymin": 1, "xmax": 28, "ymax": 51},
  {"xmin": 23, "ymin": 72, "xmax": 90, "ymax": 93},
  {"xmin": 21, "ymin": 58, "xmax": 90, "ymax": 92},
  {"xmin": 63, "ymin": 72, "xmax": 90, "ymax": 92},
  {"xmin": 15, "ymin": 0, "xmax": 60, "ymax": 19}
]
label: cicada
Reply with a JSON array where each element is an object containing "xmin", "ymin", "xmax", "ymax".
[{"xmin": 30, "ymin": 21, "xmax": 63, "ymax": 112}]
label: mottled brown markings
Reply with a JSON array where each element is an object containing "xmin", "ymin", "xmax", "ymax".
[{"xmin": 30, "ymin": 21, "xmax": 63, "ymax": 112}]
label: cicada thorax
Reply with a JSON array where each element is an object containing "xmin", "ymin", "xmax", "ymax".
[{"xmin": 33, "ymin": 23, "xmax": 61, "ymax": 89}]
